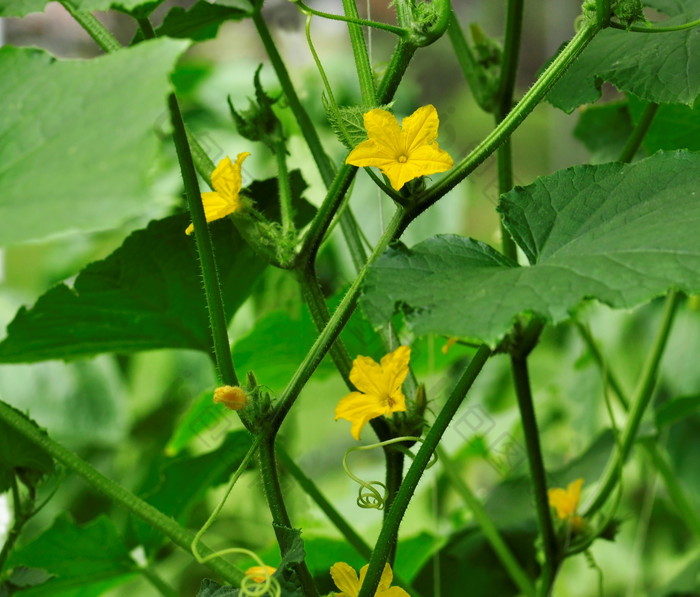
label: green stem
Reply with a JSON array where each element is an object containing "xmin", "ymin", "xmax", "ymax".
[
  {"xmin": 376, "ymin": 40, "xmax": 417, "ymax": 103},
  {"xmin": 297, "ymin": 267, "xmax": 354, "ymax": 387},
  {"xmin": 276, "ymin": 447, "xmax": 371, "ymax": 560},
  {"xmin": 357, "ymin": 345, "xmax": 492, "ymax": 597},
  {"xmin": 59, "ymin": 1, "xmax": 121, "ymax": 52},
  {"xmin": 584, "ymin": 290, "xmax": 681, "ymax": 516},
  {"xmin": 447, "ymin": 11, "xmax": 484, "ymax": 100},
  {"xmin": 259, "ymin": 440, "xmax": 319, "ymax": 597},
  {"xmin": 412, "ymin": 21, "xmax": 599, "ymax": 215},
  {"xmin": 130, "ymin": 16, "xmax": 238, "ymax": 386},
  {"xmin": 495, "ymin": 0, "xmax": 524, "ymax": 263},
  {"xmin": 0, "ymin": 478, "xmax": 29, "ymax": 573},
  {"xmin": 272, "ymin": 209, "xmax": 410, "ymax": 435},
  {"xmin": 252, "ymin": 8, "xmax": 336, "ymax": 188},
  {"xmin": 275, "ymin": 138, "xmax": 294, "ymax": 236},
  {"xmin": 292, "ymin": 0, "xmax": 407, "ymax": 37},
  {"xmin": 597, "ymin": 0, "xmax": 612, "ymax": 27},
  {"xmin": 141, "ymin": 567, "xmax": 180, "ymax": 597},
  {"xmin": 341, "ymin": 0, "xmax": 378, "ymax": 105},
  {"xmin": 618, "ymin": 102, "xmax": 658, "ymax": 163},
  {"xmin": 610, "ymin": 17, "xmax": 700, "ymax": 32},
  {"xmin": 0, "ymin": 401, "xmax": 244, "ymax": 584},
  {"xmin": 383, "ymin": 450, "xmax": 404, "ymax": 566},
  {"xmin": 510, "ymin": 355, "xmax": 558, "ymax": 591},
  {"xmin": 437, "ymin": 446, "xmax": 536, "ymax": 597},
  {"xmin": 168, "ymin": 93, "xmax": 238, "ymax": 386},
  {"xmin": 576, "ymin": 322, "xmax": 629, "ymax": 410}
]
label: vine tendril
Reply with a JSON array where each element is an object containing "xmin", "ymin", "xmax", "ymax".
[{"xmin": 342, "ymin": 436, "xmax": 436, "ymax": 509}]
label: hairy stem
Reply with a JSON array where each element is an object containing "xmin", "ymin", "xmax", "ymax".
[
  {"xmin": 357, "ymin": 346, "xmax": 492, "ymax": 597},
  {"xmin": 496, "ymin": 0, "xmax": 524, "ymax": 262},
  {"xmin": 259, "ymin": 440, "xmax": 319, "ymax": 597},
  {"xmin": 59, "ymin": 1, "xmax": 121, "ymax": 52},
  {"xmin": 413, "ymin": 21, "xmax": 600, "ymax": 214},
  {"xmin": 0, "ymin": 401, "xmax": 245, "ymax": 584},
  {"xmin": 511, "ymin": 354, "xmax": 558, "ymax": 593}
]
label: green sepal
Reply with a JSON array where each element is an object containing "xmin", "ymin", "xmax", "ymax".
[
  {"xmin": 408, "ymin": 0, "xmax": 452, "ymax": 46},
  {"xmin": 228, "ymin": 65, "xmax": 283, "ymax": 154},
  {"xmin": 612, "ymin": 0, "xmax": 648, "ymax": 28},
  {"xmin": 323, "ymin": 100, "xmax": 394, "ymax": 150}
]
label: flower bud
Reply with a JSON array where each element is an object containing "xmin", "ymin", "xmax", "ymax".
[{"xmin": 213, "ymin": 385, "xmax": 247, "ymax": 411}]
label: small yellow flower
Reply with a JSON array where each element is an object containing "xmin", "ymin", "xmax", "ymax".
[
  {"xmin": 244, "ymin": 565, "xmax": 276, "ymax": 583},
  {"xmin": 213, "ymin": 385, "xmax": 247, "ymax": 410},
  {"xmin": 185, "ymin": 152, "xmax": 250, "ymax": 235},
  {"xmin": 335, "ymin": 346, "xmax": 410, "ymax": 440},
  {"xmin": 330, "ymin": 562, "xmax": 409, "ymax": 597},
  {"xmin": 345, "ymin": 105, "xmax": 453, "ymax": 191},
  {"xmin": 548, "ymin": 478, "xmax": 584, "ymax": 523}
]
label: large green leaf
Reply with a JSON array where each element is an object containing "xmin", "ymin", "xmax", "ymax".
[
  {"xmin": 0, "ymin": 215, "xmax": 266, "ymax": 362},
  {"xmin": 361, "ymin": 152, "xmax": 700, "ymax": 346},
  {"xmin": 6, "ymin": 515, "xmax": 136, "ymax": 597},
  {"xmin": 548, "ymin": 0, "xmax": 700, "ymax": 112},
  {"xmin": 0, "ymin": 41, "xmax": 186, "ymax": 246},
  {"xmin": 0, "ymin": 0, "xmax": 163, "ymax": 17},
  {"xmin": 0, "ymin": 403, "xmax": 54, "ymax": 493},
  {"xmin": 133, "ymin": 0, "xmax": 250, "ymax": 43}
]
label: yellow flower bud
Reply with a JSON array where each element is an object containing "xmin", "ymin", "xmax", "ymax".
[{"xmin": 213, "ymin": 385, "xmax": 247, "ymax": 410}]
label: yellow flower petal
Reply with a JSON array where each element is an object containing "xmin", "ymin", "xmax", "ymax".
[
  {"xmin": 185, "ymin": 152, "xmax": 250, "ymax": 234},
  {"xmin": 378, "ymin": 345, "xmax": 411, "ymax": 398},
  {"xmin": 330, "ymin": 562, "xmax": 360, "ymax": 596},
  {"xmin": 362, "ymin": 109, "xmax": 403, "ymax": 155},
  {"xmin": 345, "ymin": 105, "xmax": 452, "ymax": 190},
  {"xmin": 548, "ymin": 478, "xmax": 584, "ymax": 520},
  {"xmin": 244, "ymin": 565, "xmax": 276, "ymax": 583},
  {"xmin": 401, "ymin": 104, "xmax": 440, "ymax": 154},
  {"xmin": 335, "ymin": 391, "xmax": 388, "ymax": 441},
  {"xmin": 337, "ymin": 346, "xmax": 410, "ymax": 440},
  {"xmin": 331, "ymin": 563, "xmax": 408, "ymax": 597}
]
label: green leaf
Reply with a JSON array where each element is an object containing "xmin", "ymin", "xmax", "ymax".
[
  {"xmin": 0, "ymin": 215, "xmax": 266, "ymax": 362},
  {"xmin": 133, "ymin": 0, "xmax": 250, "ymax": 43},
  {"xmin": 573, "ymin": 101, "xmax": 636, "ymax": 163},
  {"xmin": 628, "ymin": 95, "xmax": 700, "ymax": 153},
  {"xmin": 0, "ymin": 403, "xmax": 54, "ymax": 492},
  {"xmin": 656, "ymin": 395, "xmax": 700, "ymax": 428},
  {"xmin": 548, "ymin": 0, "xmax": 700, "ymax": 112},
  {"xmin": 0, "ymin": 41, "xmax": 188, "ymax": 246},
  {"xmin": 361, "ymin": 151, "xmax": 700, "ymax": 346},
  {"xmin": 0, "ymin": 0, "xmax": 163, "ymax": 17},
  {"xmin": 132, "ymin": 430, "xmax": 254, "ymax": 553},
  {"xmin": 6, "ymin": 515, "xmax": 136, "ymax": 597}
]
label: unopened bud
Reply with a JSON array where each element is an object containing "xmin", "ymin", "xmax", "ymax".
[{"xmin": 213, "ymin": 385, "xmax": 247, "ymax": 410}]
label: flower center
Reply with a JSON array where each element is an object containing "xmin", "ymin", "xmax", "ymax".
[{"xmin": 397, "ymin": 154, "xmax": 408, "ymax": 163}]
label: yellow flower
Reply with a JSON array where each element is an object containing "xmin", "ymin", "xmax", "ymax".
[
  {"xmin": 548, "ymin": 478, "xmax": 584, "ymax": 522},
  {"xmin": 330, "ymin": 562, "xmax": 409, "ymax": 597},
  {"xmin": 213, "ymin": 385, "xmax": 247, "ymax": 411},
  {"xmin": 244, "ymin": 565, "xmax": 276, "ymax": 583},
  {"xmin": 185, "ymin": 152, "xmax": 250, "ymax": 235},
  {"xmin": 345, "ymin": 105, "xmax": 453, "ymax": 191},
  {"xmin": 335, "ymin": 346, "xmax": 410, "ymax": 440}
]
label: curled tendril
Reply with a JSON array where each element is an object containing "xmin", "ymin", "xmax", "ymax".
[{"xmin": 342, "ymin": 436, "xmax": 436, "ymax": 510}]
